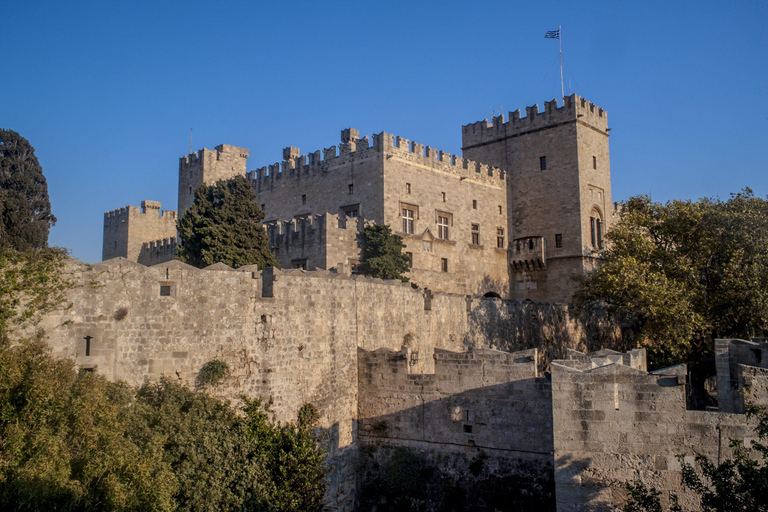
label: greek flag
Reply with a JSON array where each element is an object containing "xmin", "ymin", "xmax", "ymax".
[{"xmin": 545, "ymin": 29, "xmax": 560, "ymax": 39}]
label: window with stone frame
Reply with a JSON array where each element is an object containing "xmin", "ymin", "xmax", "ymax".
[
  {"xmin": 402, "ymin": 208, "xmax": 414, "ymax": 234},
  {"xmin": 496, "ymin": 227, "xmax": 504, "ymax": 248},
  {"xmin": 590, "ymin": 208, "xmax": 603, "ymax": 249},
  {"xmin": 438, "ymin": 215, "xmax": 450, "ymax": 240},
  {"xmin": 441, "ymin": 258, "xmax": 448, "ymax": 272},
  {"xmin": 471, "ymin": 224, "xmax": 480, "ymax": 245},
  {"xmin": 555, "ymin": 234, "xmax": 563, "ymax": 248},
  {"xmin": 292, "ymin": 259, "xmax": 307, "ymax": 270},
  {"xmin": 540, "ymin": 156, "xmax": 547, "ymax": 171}
]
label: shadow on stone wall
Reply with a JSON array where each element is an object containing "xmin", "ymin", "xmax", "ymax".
[
  {"xmin": 357, "ymin": 378, "xmax": 554, "ymax": 511},
  {"xmin": 356, "ymin": 445, "xmax": 554, "ymax": 512},
  {"xmin": 463, "ymin": 297, "xmax": 635, "ymax": 371}
]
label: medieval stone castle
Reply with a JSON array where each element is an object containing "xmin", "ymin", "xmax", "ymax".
[
  {"xmin": 103, "ymin": 94, "xmax": 613, "ymax": 303},
  {"xmin": 35, "ymin": 94, "xmax": 761, "ymax": 510}
]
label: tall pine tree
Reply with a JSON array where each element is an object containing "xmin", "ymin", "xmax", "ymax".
[
  {"xmin": 0, "ymin": 129, "xmax": 56, "ymax": 251},
  {"xmin": 177, "ymin": 175, "xmax": 279, "ymax": 269}
]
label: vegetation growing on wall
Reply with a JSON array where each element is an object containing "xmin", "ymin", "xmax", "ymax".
[
  {"xmin": 198, "ymin": 359, "xmax": 230, "ymax": 387},
  {"xmin": 177, "ymin": 175, "xmax": 280, "ymax": 269},
  {"xmin": 358, "ymin": 223, "xmax": 410, "ymax": 282},
  {"xmin": 0, "ymin": 247, "xmax": 68, "ymax": 343}
]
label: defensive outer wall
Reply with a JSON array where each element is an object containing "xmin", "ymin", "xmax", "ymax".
[{"xmin": 33, "ymin": 258, "xmax": 768, "ymax": 511}]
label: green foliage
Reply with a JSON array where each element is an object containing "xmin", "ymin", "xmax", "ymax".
[
  {"xmin": 0, "ymin": 340, "xmax": 329, "ymax": 512},
  {"xmin": 198, "ymin": 359, "xmax": 230, "ymax": 387},
  {"xmin": 0, "ymin": 247, "xmax": 69, "ymax": 343},
  {"xmin": 0, "ymin": 129, "xmax": 56, "ymax": 251},
  {"xmin": 572, "ymin": 190, "xmax": 768, "ymax": 373},
  {"xmin": 0, "ymin": 337, "xmax": 176, "ymax": 511},
  {"xmin": 622, "ymin": 481, "xmax": 681, "ymax": 512},
  {"xmin": 134, "ymin": 379, "xmax": 268, "ymax": 511},
  {"xmin": 177, "ymin": 175, "xmax": 279, "ymax": 269},
  {"xmin": 242, "ymin": 398, "xmax": 327, "ymax": 511},
  {"xmin": 358, "ymin": 223, "xmax": 410, "ymax": 281}
]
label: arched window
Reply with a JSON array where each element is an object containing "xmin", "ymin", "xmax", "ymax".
[{"xmin": 590, "ymin": 207, "xmax": 603, "ymax": 249}]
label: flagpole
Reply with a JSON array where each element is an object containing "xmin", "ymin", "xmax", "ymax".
[{"xmin": 559, "ymin": 25, "xmax": 564, "ymax": 100}]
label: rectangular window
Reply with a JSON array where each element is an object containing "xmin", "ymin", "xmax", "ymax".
[
  {"xmin": 341, "ymin": 204, "xmax": 360, "ymax": 219},
  {"xmin": 540, "ymin": 156, "xmax": 547, "ymax": 171},
  {"xmin": 261, "ymin": 204, "xmax": 266, "ymax": 211},
  {"xmin": 496, "ymin": 228, "xmax": 504, "ymax": 248},
  {"xmin": 438, "ymin": 216, "xmax": 449, "ymax": 240},
  {"xmin": 160, "ymin": 285, "xmax": 171, "ymax": 296},
  {"xmin": 405, "ymin": 252, "xmax": 413, "ymax": 268},
  {"xmin": 590, "ymin": 217, "xmax": 597, "ymax": 248},
  {"xmin": 189, "ymin": 186, "xmax": 192, "ymax": 194},
  {"xmin": 471, "ymin": 224, "xmax": 480, "ymax": 245},
  {"xmin": 472, "ymin": 199, "xmax": 477, "ymax": 210},
  {"xmin": 301, "ymin": 194, "xmax": 307, "ymax": 205},
  {"xmin": 348, "ymin": 183, "xmax": 354, "ymax": 195},
  {"xmin": 292, "ymin": 259, "xmax": 307, "ymax": 270},
  {"xmin": 441, "ymin": 192, "xmax": 446, "ymax": 202},
  {"xmin": 596, "ymin": 219, "xmax": 603, "ymax": 248},
  {"xmin": 593, "ymin": 156, "xmax": 597, "ymax": 170},
  {"xmin": 555, "ymin": 233, "xmax": 563, "ymax": 248},
  {"xmin": 406, "ymin": 183, "xmax": 411, "ymax": 194},
  {"xmin": 498, "ymin": 205, "xmax": 503, "ymax": 215},
  {"xmin": 402, "ymin": 208, "xmax": 414, "ymax": 234},
  {"xmin": 441, "ymin": 258, "xmax": 448, "ymax": 273}
]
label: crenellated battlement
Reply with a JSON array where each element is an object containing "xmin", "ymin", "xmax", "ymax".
[
  {"xmin": 179, "ymin": 143, "xmax": 249, "ymax": 169},
  {"xmin": 103, "ymin": 201, "xmax": 177, "ymax": 224},
  {"xmin": 249, "ymin": 129, "xmax": 505, "ymax": 188},
  {"xmin": 462, "ymin": 94, "xmax": 608, "ymax": 148},
  {"xmin": 138, "ymin": 237, "xmax": 177, "ymax": 266}
]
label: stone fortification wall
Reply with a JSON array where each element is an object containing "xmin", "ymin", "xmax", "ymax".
[
  {"xmin": 356, "ymin": 346, "xmax": 555, "ymax": 511},
  {"xmin": 102, "ymin": 200, "xmax": 177, "ymax": 263},
  {"xmin": 716, "ymin": 337, "xmax": 768, "ymax": 413},
  {"xmin": 178, "ymin": 144, "xmax": 249, "ymax": 219},
  {"xmin": 266, "ymin": 213, "xmax": 362, "ymax": 271},
  {"xmin": 138, "ymin": 237, "xmax": 177, "ymax": 266},
  {"xmin": 551, "ymin": 349, "xmax": 758, "ymax": 512}
]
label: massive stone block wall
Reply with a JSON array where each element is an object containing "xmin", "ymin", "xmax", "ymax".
[
  {"xmin": 716, "ymin": 337, "xmax": 768, "ymax": 413},
  {"xmin": 551, "ymin": 350, "xmax": 757, "ymax": 512},
  {"xmin": 266, "ymin": 213, "xmax": 362, "ymax": 271},
  {"xmin": 462, "ymin": 95, "xmax": 612, "ymax": 303},
  {"xmin": 357, "ymin": 347, "xmax": 555, "ymax": 510},
  {"xmin": 102, "ymin": 200, "xmax": 177, "ymax": 263}
]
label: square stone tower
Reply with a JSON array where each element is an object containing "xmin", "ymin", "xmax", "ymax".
[
  {"xmin": 462, "ymin": 94, "xmax": 612, "ymax": 303},
  {"xmin": 178, "ymin": 144, "xmax": 250, "ymax": 219}
]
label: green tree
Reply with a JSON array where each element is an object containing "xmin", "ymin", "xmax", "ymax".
[
  {"xmin": 243, "ymin": 400, "xmax": 327, "ymax": 511},
  {"xmin": 358, "ymin": 223, "xmax": 410, "ymax": 281},
  {"xmin": 0, "ymin": 129, "xmax": 56, "ymax": 251},
  {"xmin": 134, "ymin": 379, "xmax": 269, "ymax": 511},
  {"xmin": 0, "ymin": 337, "xmax": 176, "ymax": 511},
  {"xmin": 572, "ymin": 191, "xmax": 768, "ymax": 383},
  {"xmin": 177, "ymin": 175, "xmax": 279, "ymax": 269}
]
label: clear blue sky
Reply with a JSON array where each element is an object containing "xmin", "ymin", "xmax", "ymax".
[{"xmin": 2, "ymin": 1, "xmax": 767, "ymax": 263}]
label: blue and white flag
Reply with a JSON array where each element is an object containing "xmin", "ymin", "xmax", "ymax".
[{"xmin": 545, "ymin": 29, "xmax": 560, "ymax": 39}]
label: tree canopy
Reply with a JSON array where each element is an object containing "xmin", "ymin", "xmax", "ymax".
[
  {"xmin": 572, "ymin": 190, "xmax": 768, "ymax": 374},
  {"xmin": 0, "ymin": 338, "xmax": 327, "ymax": 511},
  {"xmin": 0, "ymin": 129, "xmax": 56, "ymax": 251},
  {"xmin": 177, "ymin": 176, "xmax": 279, "ymax": 269},
  {"xmin": 358, "ymin": 223, "xmax": 410, "ymax": 282}
]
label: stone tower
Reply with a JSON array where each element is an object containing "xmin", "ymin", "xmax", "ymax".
[
  {"xmin": 461, "ymin": 94, "xmax": 612, "ymax": 303},
  {"xmin": 102, "ymin": 200, "xmax": 177, "ymax": 263},
  {"xmin": 178, "ymin": 144, "xmax": 250, "ymax": 219}
]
